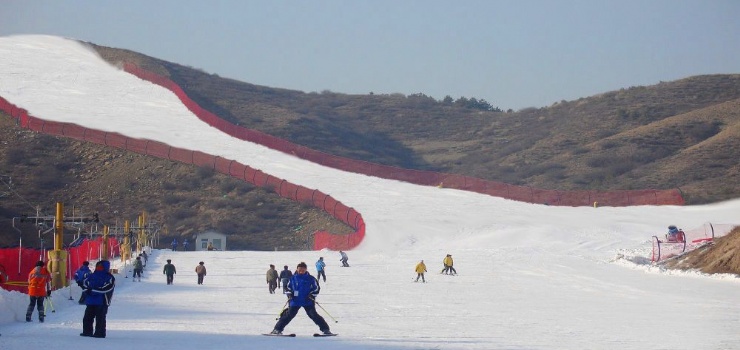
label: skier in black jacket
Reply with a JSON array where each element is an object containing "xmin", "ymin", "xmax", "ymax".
[{"xmin": 278, "ymin": 265, "xmax": 293, "ymax": 293}]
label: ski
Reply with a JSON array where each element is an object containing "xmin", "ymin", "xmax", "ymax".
[
  {"xmin": 313, "ymin": 333, "xmax": 338, "ymax": 337},
  {"xmin": 262, "ymin": 333, "xmax": 296, "ymax": 337}
]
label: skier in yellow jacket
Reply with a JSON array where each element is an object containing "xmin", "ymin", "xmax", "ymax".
[
  {"xmin": 441, "ymin": 254, "xmax": 457, "ymax": 275},
  {"xmin": 414, "ymin": 260, "xmax": 427, "ymax": 283}
]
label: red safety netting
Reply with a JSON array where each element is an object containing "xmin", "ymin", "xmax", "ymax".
[
  {"xmin": 650, "ymin": 222, "xmax": 736, "ymax": 262},
  {"xmin": 0, "ymin": 237, "xmax": 119, "ymax": 294}
]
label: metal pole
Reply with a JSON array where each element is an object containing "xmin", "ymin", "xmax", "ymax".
[
  {"xmin": 275, "ymin": 300, "xmax": 289, "ymax": 320},
  {"xmin": 314, "ymin": 300, "xmax": 338, "ymax": 323}
]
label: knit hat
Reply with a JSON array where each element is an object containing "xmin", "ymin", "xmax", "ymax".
[{"xmin": 35, "ymin": 260, "xmax": 44, "ymax": 267}]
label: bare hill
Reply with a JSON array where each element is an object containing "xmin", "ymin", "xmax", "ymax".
[{"xmin": 90, "ymin": 44, "xmax": 740, "ymax": 204}]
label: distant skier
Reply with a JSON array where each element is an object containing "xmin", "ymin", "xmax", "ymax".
[
  {"xmin": 195, "ymin": 261, "xmax": 207, "ymax": 285},
  {"xmin": 269, "ymin": 262, "xmax": 333, "ymax": 336},
  {"xmin": 132, "ymin": 256, "xmax": 143, "ymax": 282},
  {"xmin": 315, "ymin": 257, "xmax": 326, "ymax": 283},
  {"xmin": 171, "ymin": 238, "xmax": 178, "ymax": 251},
  {"xmin": 182, "ymin": 239, "xmax": 189, "ymax": 251},
  {"xmin": 666, "ymin": 225, "xmax": 684, "ymax": 242},
  {"xmin": 279, "ymin": 265, "xmax": 293, "ymax": 293},
  {"xmin": 74, "ymin": 261, "xmax": 92, "ymax": 304},
  {"xmin": 140, "ymin": 251, "xmax": 148, "ymax": 267},
  {"xmin": 415, "ymin": 260, "xmax": 427, "ymax": 283},
  {"xmin": 441, "ymin": 254, "xmax": 457, "ymax": 275},
  {"xmin": 339, "ymin": 251, "xmax": 349, "ymax": 267},
  {"xmin": 266, "ymin": 264, "xmax": 279, "ymax": 294},
  {"xmin": 163, "ymin": 259, "xmax": 176, "ymax": 285}
]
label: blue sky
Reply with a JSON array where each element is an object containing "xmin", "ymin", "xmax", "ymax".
[{"xmin": 1, "ymin": 0, "xmax": 739, "ymax": 110}]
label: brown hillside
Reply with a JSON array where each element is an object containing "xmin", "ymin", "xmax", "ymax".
[
  {"xmin": 0, "ymin": 115, "xmax": 353, "ymax": 251},
  {"xmin": 90, "ymin": 44, "xmax": 740, "ymax": 204},
  {"xmin": 87, "ymin": 43, "xmax": 740, "ymax": 274},
  {"xmin": 536, "ymin": 99, "xmax": 740, "ymax": 203}
]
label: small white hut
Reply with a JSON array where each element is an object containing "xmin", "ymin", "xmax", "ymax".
[{"xmin": 195, "ymin": 231, "xmax": 227, "ymax": 251}]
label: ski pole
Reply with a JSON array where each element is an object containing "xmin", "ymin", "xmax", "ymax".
[
  {"xmin": 314, "ymin": 300, "xmax": 338, "ymax": 323},
  {"xmin": 275, "ymin": 300, "xmax": 288, "ymax": 320},
  {"xmin": 44, "ymin": 296, "xmax": 55, "ymax": 313}
]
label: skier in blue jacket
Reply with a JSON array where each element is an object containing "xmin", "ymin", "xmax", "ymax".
[
  {"xmin": 81, "ymin": 260, "xmax": 115, "ymax": 338},
  {"xmin": 315, "ymin": 257, "xmax": 326, "ymax": 283},
  {"xmin": 270, "ymin": 262, "xmax": 332, "ymax": 336}
]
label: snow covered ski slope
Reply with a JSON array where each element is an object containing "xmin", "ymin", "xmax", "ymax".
[{"xmin": 1, "ymin": 35, "xmax": 739, "ymax": 350}]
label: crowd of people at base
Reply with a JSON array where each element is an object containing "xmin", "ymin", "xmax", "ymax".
[{"xmin": 22, "ymin": 247, "xmax": 461, "ymax": 338}]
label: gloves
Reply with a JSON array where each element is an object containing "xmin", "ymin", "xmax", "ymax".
[{"xmin": 47, "ymin": 289, "xmax": 51, "ymax": 297}]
